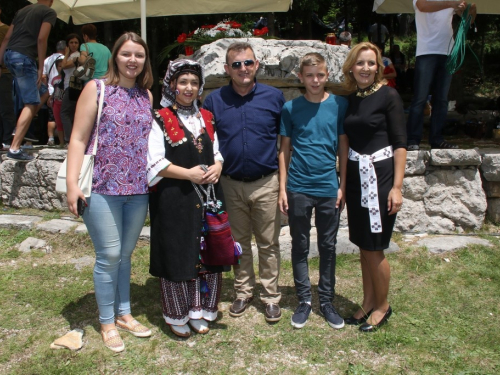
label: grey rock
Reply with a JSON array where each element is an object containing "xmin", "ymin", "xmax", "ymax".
[
  {"xmin": 18, "ymin": 237, "xmax": 48, "ymax": 253},
  {"xmin": 36, "ymin": 219, "xmax": 78, "ymax": 234},
  {"xmin": 139, "ymin": 226, "xmax": 150, "ymax": 240},
  {"xmin": 70, "ymin": 256, "xmax": 94, "ymax": 271},
  {"xmin": 402, "ymin": 176, "xmax": 427, "ymax": 201},
  {"xmin": 395, "ymin": 199, "xmax": 430, "ymax": 233},
  {"xmin": 483, "ymin": 181, "xmax": 500, "ymax": 198},
  {"xmin": 36, "ymin": 148, "xmax": 67, "ymax": 161},
  {"xmin": 74, "ymin": 224, "xmax": 88, "ymax": 234},
  {"xmin": 480, "ymin": 153, "xmax": 500, "ymax": 181},
  {"xmin": 487, "ymin": 198, "xmax": 500, "ymax": 223},
  {"xmin": 0, "ymin": 214, "xmax": 42, "ymax": 229},
  {"xmin": 424, "ymin": 169, "xmax": 486, "ymax": 230},
  {"xmin": 405, "ymin": 150, "xmax": 428, "ymax": 175},
  {"xmin": 415, "ymin": 235, "xmax": 491, "ymax": 254},
  {"xmin": 279, "ymin": 226, "xmax": 399, "ymax": 261},
  {"xmin": 430, "ymin": 149, "xmax": 482, "ymax": 166},
  {"xmin": 194, "ymin": 38, "xmax": 348, "ymax": 93}
]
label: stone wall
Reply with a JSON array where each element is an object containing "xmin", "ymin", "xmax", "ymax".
[{"xmin": 1, "ymin": 148, "xmax": 499, "ymax": 231}]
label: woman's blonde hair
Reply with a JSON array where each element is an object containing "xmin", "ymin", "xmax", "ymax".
[
  {"xmin": 342, "ymin": 42, "xmax": 385, "ymax": 92},
  {"xmin": 104, "ymin": 32, "xmax": 153, "ymax": 90}
]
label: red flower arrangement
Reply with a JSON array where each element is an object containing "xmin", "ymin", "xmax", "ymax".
[
  {"xmin": 177, "ymin": 33, "xmax": 187, "ymax": 43},
  {"xmin": 253, "ymin": 27, "xmax": 269, "ymax": 36},
  {"xmin": 160, "ymin": 20, "xmax": 274, "ymax": 63}
]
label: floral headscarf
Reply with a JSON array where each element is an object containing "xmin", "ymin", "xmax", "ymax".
[{"xmin": 160, "ymin": 58, "xmax": 205, "ymax": 110}]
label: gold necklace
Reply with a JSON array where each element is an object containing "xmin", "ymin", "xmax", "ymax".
[{"xmin": 356, "ymin": 82, "xmax": 382, "ymax": 98}]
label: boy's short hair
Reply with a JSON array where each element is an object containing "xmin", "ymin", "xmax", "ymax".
[{"xmin": 299, "ymin": 53, "xmax": 326, "ymax": 73}]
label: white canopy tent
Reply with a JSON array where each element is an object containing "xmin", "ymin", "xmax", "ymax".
[
  {"xmin": 373, "ymin": 0, "xmax": 500, "ymax": 15},
  {"xmin": 30, "ymin": 0, "xmax": 293, "ymax": 40}
]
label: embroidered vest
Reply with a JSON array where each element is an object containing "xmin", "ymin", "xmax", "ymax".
[{"xmin": 154, "ymin": 107, "xmax": 215, "ymax": 146}]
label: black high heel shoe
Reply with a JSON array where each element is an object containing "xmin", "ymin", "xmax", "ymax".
[
  {"xmin": 359, "ymin": 306, "xmax": 392, "ymax": 332},
  {"xmin": 344, "ymin": 309, "xmax": 373, "ymax": 326}
]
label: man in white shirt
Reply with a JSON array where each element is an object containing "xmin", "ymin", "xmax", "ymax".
[{"xmin": 406, "ymin": 0, "xmax": 469, "ymax": 150}]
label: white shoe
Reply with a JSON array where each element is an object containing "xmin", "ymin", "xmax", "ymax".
[
  {"xmin": 170, "ymin": 324, "xmax": 191, "ymax": 337},
  {"xmin": 188, "ymin": 319, "xmax": 210, "ymax": 334}
]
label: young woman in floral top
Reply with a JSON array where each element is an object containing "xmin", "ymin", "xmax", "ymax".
[{"xmin": 66, "ymin": 32, "xmax": 153, "ymax": 353}]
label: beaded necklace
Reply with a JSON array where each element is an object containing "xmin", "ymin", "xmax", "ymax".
[{"xmin": 356, "ymin": 81, "xmax": 382, "ymax": 98}]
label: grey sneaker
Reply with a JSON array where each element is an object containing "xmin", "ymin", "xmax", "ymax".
[
  {"xmin": 407, "ymin": 144, "xmax": 419, "ymax": 151},
  {"xmin": 291, "ymin": 302, "xmax": 312, "ymax": 329},
  {"xmin": 6, "ymin": 150, "xmax": 34, "ymax": 162},
  {"xmin": 320, "ymin": 303, "xmax": 344, "ymax": 329}
]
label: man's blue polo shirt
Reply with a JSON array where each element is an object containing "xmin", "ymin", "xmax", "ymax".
[{"xmin": 203, "ymin": 81, "xmax": 285, "ymax": 179}]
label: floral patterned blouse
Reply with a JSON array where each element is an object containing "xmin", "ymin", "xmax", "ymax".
[{"xmin": 85, "ymin": 80, "xmax": 152, "ymax": 195}]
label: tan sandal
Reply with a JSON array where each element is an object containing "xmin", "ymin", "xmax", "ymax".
[
  {"xmin": 101, "ymin": 329, "xmax": 125, "ymax": 353},
  {"xmin": 116, "ymin": 318, "xmax": 152, "ymax": 338}
]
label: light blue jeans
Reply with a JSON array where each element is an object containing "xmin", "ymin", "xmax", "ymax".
[
  {"xmin": 406, "ymin": 54, "xmax": 453, "ymax": 147},
  {"xmin": 83, "ymin": 193, "xmax": 149, "ymax": 324}
]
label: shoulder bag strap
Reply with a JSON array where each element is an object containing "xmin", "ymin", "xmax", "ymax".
[{"xmin": 91, "ymin": 80, "xmax": 105, "ymax": 156}]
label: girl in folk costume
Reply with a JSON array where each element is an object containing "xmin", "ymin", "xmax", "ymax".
[{"xmin": 147, "ymin": 59, "xmax": 228, "ymax": 338}]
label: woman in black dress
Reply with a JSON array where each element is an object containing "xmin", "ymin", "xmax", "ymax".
[
  {"xmin": 147, "ymin": 60, "xmax": 226, "ymax": 338},
  {"xmin": 341, "ymin": 42, "xmax": 407, "ymax": 332}
]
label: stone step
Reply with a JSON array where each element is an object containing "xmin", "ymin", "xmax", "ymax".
[{"xmin": 3, "ymin": 214, "xmax": 493, "ymax": 259}]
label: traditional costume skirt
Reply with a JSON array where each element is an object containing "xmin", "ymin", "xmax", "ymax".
[{"xmin": 160, "ymin": 273, "xmax": 222, "ymax": 325}]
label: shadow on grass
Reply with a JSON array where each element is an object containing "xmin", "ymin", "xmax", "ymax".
[{"xmin": 59, "ymin": 276, "xmax": 232, "ymax": 338}]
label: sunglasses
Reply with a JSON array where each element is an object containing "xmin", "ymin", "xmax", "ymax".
[{"xmin": 230, "ymin": 59, "xmax": 255, "ymax": 69}]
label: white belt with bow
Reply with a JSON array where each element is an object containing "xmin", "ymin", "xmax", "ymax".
[{"xmin": 348, "ymin": 146, "xmax": 393, "ymax": 233}]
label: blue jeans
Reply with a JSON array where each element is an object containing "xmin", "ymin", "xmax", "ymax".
[
  {"xmin": 83, "ymin": 193, "xmax": 149, "ymax": 324},
  {"xmin": 287, "ymin": 191, "xmax": 340, "ymax": 305},
  {"xmin": 406, "ymin": 54, "xmax": 452, "ymax": 147},
  {"xmin": 4, "ymin": 50, "xmax": 42, "ymax": 105}
]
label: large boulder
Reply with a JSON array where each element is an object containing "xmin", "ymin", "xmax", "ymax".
[
  {"xmin": 398, "ymin": 168, "xmax": 487, "ymax": 233},
  {"xmin": 194, "ymin": 38, "xmax": 349, "ymax": 94},
  {"xmin": 0, "ymin": 149, "xmax": 66, "ymax": 210}
]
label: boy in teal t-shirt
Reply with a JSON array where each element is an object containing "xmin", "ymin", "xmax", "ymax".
[{"xmin": 278, "ymin": 52, "xmax": 348, "ymax": 330}]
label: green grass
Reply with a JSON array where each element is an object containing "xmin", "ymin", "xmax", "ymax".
[{"xmin": 0, "ymin": 226, "xmax": 499, "ymax": 374}]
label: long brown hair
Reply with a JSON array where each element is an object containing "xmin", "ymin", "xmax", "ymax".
[
  {"xmin": 104, "ymin": 32, "xmax": 153, "ymax": 90},
  {"xmin": 342, "ymin": 42, "xmax": 386, "ymax": 92}
]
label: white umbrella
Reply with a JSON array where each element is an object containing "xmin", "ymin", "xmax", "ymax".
[
  {"xmin": 373, "ymin": 0, "xmax": 500, "ymax": 15},
  {"xmin": 30, "ymin": 0, "xmax": 293, "ymax": 40}
]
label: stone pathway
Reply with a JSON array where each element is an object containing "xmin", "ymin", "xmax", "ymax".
[{"xmin": 0, "ymin": 214, "xmax": 494, "ymax": 263}]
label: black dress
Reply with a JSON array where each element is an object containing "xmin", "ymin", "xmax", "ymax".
[
  {"xmin": 343, "ymin": 85, "xmax": 406, "ymax": 250},
  {"xmin": 149, "ymin": 108, "xmax": 227, "ymax": 281}
]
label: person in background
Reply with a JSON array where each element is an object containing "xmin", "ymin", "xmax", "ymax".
[
  {"xmin": 341, "ymin": 42, "xmax": 407, "ymax": 332},
  {"xmin": 203, "ymin": 42, "xmax": 285, "ymax": 323},
  {"xmin": 66, "ymin": 32, "xmax": 153, "ymax": 353},
  {"xmin": 368, "ymin": 21, "xmax": 390, "ymax": 53},
  {"xmin": 406, "ymin": 0, "xmax": 471, "ymax": 150},
  {"xmin": 338, "ymin": 31, "xmax": 352, "ymax": 48},
  {"xmin": 389, "ymin": 44, "xmax": 407, "ymax": 91},
  {"xmin": 62, "ymin": 24, "xmax": 111, "ymax": 146},
  {"xmin": 0, "ymin": 3, "xmax": 16, "ymax": 150},
  {"xmin": 48, "ymin": 57, "xmax": 64, "ymax": 145},
  {"xmin": 0, "ymin": 0, "xmax": 56, "ymax": 161},
  {"xmin": 43, "ymin": 39, "xmax": 65, "ymax": 146},
  {"xmin": 60, "ymin": 33, "xmax": 82, "ymax": 147},
  {"xmin": 78, "ymin": 24, "xmax": 111, "ymax": 81}
]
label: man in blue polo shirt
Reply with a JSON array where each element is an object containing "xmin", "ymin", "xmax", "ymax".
[{"xmin": 204, "ymin": 42, "xmax": 285, "ymax": 323}]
